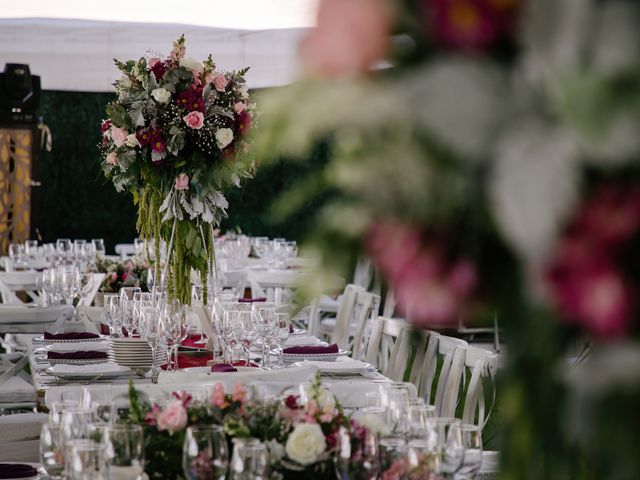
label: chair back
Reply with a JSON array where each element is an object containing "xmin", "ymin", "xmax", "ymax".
[
  {"xmin": 460, "ymin": 345, "xmax": 498, "ymax": 429},
  {"xmin": 364, "ymin": 316, "xmax": 409, "ymax": 376},
  {"xmin": 331, "ymin": 285, "xmax": 380, "ymax": 359}
]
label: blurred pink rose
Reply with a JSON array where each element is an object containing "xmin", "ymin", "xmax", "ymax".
[
  {"xmin": 234, "ymin": 102, "xmax": 246, "ymax": 114},
  {"xmin": 175, "ymin": 173, "xmax": 190, "ymax": 191},
  {"xmin": 156, "ymin": 400, "xmax": 187, "ymax": 434},
  {"xmin": 232, "ymin": 384, "xmax": 247, "ymax": 403},
  {"xmin": 210, "ymin": 383, "xmax": 227, "ymax": 408},
  {"xmin": 183, "ymin": 111, "xmax": 204, "ymax": 130},
  {"xmin": 105, "ymin": 152, "xmax": 118, "ymax": 166},
  {"xmin": 110, "ymin": 126, "xmax": 128, "ymax": 147},
  {"xmin": 213, "ymin": 74, "xmax": 229, "ymax": 92},
  {"xmin": 300, "ymin": 0, "xmax": 392, "ymax": 77}
]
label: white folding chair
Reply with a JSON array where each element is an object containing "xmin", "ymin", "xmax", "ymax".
[
  {"xmin": 365, "ymin": 316, "xmax": 410, "ymax": 379},
  {"xmin": 460, "ymin": 345, "xmax": 498, "ymax": 429}
]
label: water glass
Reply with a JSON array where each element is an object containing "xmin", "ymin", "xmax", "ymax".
[
  {"xmin": 40, "ymin": 423, "xmax": 65, "ymax": 479},
  {"xmin": 92, "ymin": 239, "xmax": 106, "ymax": 258},
  {"xmin": 379, "ymin": 437, "xmax": 406, "ymax": 472},
  {"xmin": 183, "ymin": 425, "xmax": 228, "ymax": 480},
  {"xmin": 50, "ymin": 400, "xmax": 80, "ymax": 425},
  {"xmin": 275, "ymin": 312, "xmax": 290, "ymax": 367},
  {"xmin": 67, "ymin": 440, "xmax": 105, "ymax": 480},
  {"xmin": 105, "ymin": 424, "xmax": 145, "ymax": 480},
  {"xmin": 433, "ymin": 418, "xmax": 465, "ymax": 475},
  {"xmin": 230, "ymin": 438, "xmax": 269, "ymax": 480},
  {"xmin": 335, "ymin": 425, "xmax": 380, "ymax": 480}
]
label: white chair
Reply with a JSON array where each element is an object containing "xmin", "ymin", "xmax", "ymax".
[
  {"xmin": 364, "ymin": 316, "xmax": 410, "ymax": 379},
  {"xmin": 114, "ymin": 243, "xmax": 135, "ymax": 257},
  {"xmin": 460, "ymin": 345, "xmax": 498, "ymax": 429},
  {"xmin": 0, "ymin": 413, "xmax": 48, "ymax": 461},
  {"xmin": 323, "ymin": 285, "xmax": 380, "ymax": 360}
]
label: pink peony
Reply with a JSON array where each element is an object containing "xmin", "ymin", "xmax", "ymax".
[
  {"xmin": 105, "ymin": 152, "xmax": 118, "ymax": 166},
  {"xmin": 156, "ymin": 400, "xmax": 187, "ymax": 434},
  {"xmin": 210, "ymin": 383, "xmax": 227, "ymax": 408},
  {"xmin": 212, "ymin": 74, "xmax": 229, "ymax": 92},
  {"xmin": 234, "ymin": 102, "xmax": 246, "ymax": 114},
  {"xmin": 299, "ymin": 0, "xmax": 392, "ymax": 77},
  {"xmin": 183, "ymin": 111, "xmax": 204, "ymax": 130},
  {"xmin": 175, "ymin": 173, "xmax": 189, "ymax": 190},
  {"xmin": 110, "ymin": 126, "xmax": 128, "ymax": 148}
]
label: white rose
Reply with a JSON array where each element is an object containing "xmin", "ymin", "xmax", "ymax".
[
  {"xmin": 179, "ymin": 57, "xmax": 204, "ymax": 73},
  {"xmin": 215, "ymin": 128, "xmax": 234, "ymax": 150},
  {"xmin": 238, "ymin": 84, "xmax": 249, "ymax": 99},
  {"xmin": 125, "ymin": 133, "xmax": 140, "ymax": 148},
  {"xmin": 354, "ymin": 414, "xmax": 390, "ymax": 436},
  {"xmin": 285, "ymin": 423, "xmax": 326, "ymax": 466},
  {"xmin": 315, "ymin": 388, "xmax": 336, "ymax": 410},
  {"xmin": 266, "ymin": 440, "xmax": 285, "ymax": 465},
  {"xmin": 151, "ymin": 88, "xmax": 171, "ymax": 104}
]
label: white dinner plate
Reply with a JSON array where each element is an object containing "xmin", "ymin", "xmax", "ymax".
[
  {"xmin": 276, "ymin": 349, "xmax": 350, "ymax": 362},
  {"xmin": 47, "ymin": 357, "xmax": 109, "ymax": 366},
  {"xmin": 46, "ymin": 364, "xmax": 131, "ymax": 379}
]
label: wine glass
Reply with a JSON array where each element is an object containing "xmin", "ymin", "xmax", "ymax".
[
  {"xmin": 253, "ymin": 305, "xmax": 276, "ymax": 370},
  {"xmin": 40, "ymin": 423, "xmax": 65, "ymax": 479},
  {"xmin": 104, "ymin": 294, "xmax": 122, "ymax": 337},
  {"xmin": 274, "ymin": 312, "xmax": 290, "ymax": 368},
  {"xmin": 433, "ymin": 418, "xmax": 465, "ymax": 475},
  {"xmin": 60, "ymin": 266, "xmax": 81, "ymax": 306},
  {"xmin": 405, "ymin": 403, "xmax": 436, "ymax": 439},
  {"xmin": 232, "ymin": 310, "xmax": 255, "ymax": 365},
  {"xmin": 183, "ymin": 425, "xmax": 228, "ymax": 480},
  {"xmin": 222, "ymin": 310, "xmax": 239, "ymax": 364},
  {"xmin": 105, "ymin": 424, "xmax": 145, "ymax": 480},
  {"xmin": 8, "ymin": 243, "xmax": 23, "ymax": 270},
  {"xmin": 335, "ymin": 425, "xmax": 380, "ymax": 480},
  {"xmin": 25, "ymin": 239, "xmax": 39, "ymax": 266},
  {"xmin": 140, "ymin": 306, "xmax": 163, "ymax": 381},
  {"xmin": 456, "ymin": 424, "xmax": 483, "ymax": 479},
  {"xmin": 56, "ymin": 238, "xmax": 73, "ymax": 263},
  {"xmin": 378, "ymin": 437, "xmax": 406, "ymax": 473},
  {"xmin": 50, "ymin": 400, "xmax": 80, "ymax": 425},
  {"xmin": 230, "ymin": 438, "xmax": 268, "ymax": 480},
  {"xmin": 92, "ymin": 239, "xmax": 106, "ymax": 258},
  {"xmin": 163, "ymin": 300, "xmax": 187, "ymax": 371},
  {"xmin": 78, "ymin": 273, "xmax": 95, "ymax": 307}
]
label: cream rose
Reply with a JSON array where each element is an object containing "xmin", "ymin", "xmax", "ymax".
[
  {"xmin": 151, "ymin": 87, "xmax": 171, "ymax": 104},
  {"xmin": 179, "ymin": 57, "xmax": 203, "ymax": 73},
  {"xmin": 105, "ymin": 152, "xmax": 118, "ymax": 166},
  {"xmin": 285, "ymin": 423, "xmax": 326, "ymax": 466},
  {"xmin": 125, "ymin": 133, "xmax": 140, "ymax": 148},
  {"xmin": 215, "ymin": 128, "xmax": 234, "ymax": 149}
]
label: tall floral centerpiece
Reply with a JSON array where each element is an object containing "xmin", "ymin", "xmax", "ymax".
[{"xmin": 100, "ymin": 36, "xmax": 255, "ymax": 302}]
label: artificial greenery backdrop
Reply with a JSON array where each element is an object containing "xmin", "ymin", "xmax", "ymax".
[{"xmin": 33, "ymin": 90, "xmax": 326, "ymax": 253}]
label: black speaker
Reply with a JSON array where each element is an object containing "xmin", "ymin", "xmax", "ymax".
[{"xmin": 0, "ymin": 63, "xmax": 41, "ymax": 124}]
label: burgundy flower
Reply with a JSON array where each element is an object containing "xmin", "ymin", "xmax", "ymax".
[
  {"xmin": 423, "ymin": 0, "xmax": 520, "ymax": 50},
  {"xmin": 284, "ymin": 394, "xmax": 301, "ymax": 410},
  {"xmin": 150, "ymin": 60, "xmax": 167, "ymax": 81},
  {"xmin": 236, "ymin": 110, "xmax": 252, "ymax": 136},
  {"xmin": 100, "ymin": 119, "xmax": 111, "ymax": 134},
  {"xmin": 176, "ymin": 85, "xmax": 205, "ymax": 113}
]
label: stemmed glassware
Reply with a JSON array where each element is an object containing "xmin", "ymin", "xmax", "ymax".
[
  {"xmin": 274, "ymin": 312, "xmax": 290, "ymax": 367},
  {"xmin": 60, "ymin": 266, "xmax": 81, "ymax": 306},
  {"xmin": 183, "ymin": 425, "xmax": 229, "ymax": 480},
  {"xmin": 140, "ymin": 306, "xmax": 164, "ymax": 381},
  {"xmin": 253, "ymin": 304, "xmax": 276, "ymax": 370},
  {"xmin": 432, "ymin": 418, "xmax": 465, "ymax": 476},
  {"xmin": 162, "ymin": 300, "xmax": 188, "ymax": 371},
  {"xmin": 104, "ymin": 294, "xmax": 123, "ymax": 337},
  {"xmin": 92, "ymin": 239, "xmax": 106, "ymax": 258},
  {"xmin": 104, "ymin": 424, "xmax": 145, "ymax": 480},
  {"xmin": 456, "ymin": 424, "xmax": 483, "ymax": 479}
]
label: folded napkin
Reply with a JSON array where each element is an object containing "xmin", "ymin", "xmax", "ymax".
[
  {"xmin": 238, "ymin": 297, "xmax": 267, "ymax": 303},
  {"xmin": 0, "ymin": 463, "xmax": 38, "ymax": 478},
  {"xmin": 283, "ymin": 343, "xmax": 339, "ymax": 355},
  {"xmin": 232, "ymin": 360, "xmax": 259, "ymax": 367},
  {"xmin": 48, "ymin": 351, "xmax": 108, "ymax": 360},
  {"xmin": 211, "ymin": 363, "xmax": 237, "ymax": 373},
  {"xmin": 46, "ymin": 341, "xmax": 108, "ymax": 352},
  {"xmin": 44, "ymin": 331, "xmax": 100, "ymax": 340}
]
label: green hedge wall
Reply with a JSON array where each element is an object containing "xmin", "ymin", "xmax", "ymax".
[{"xmin": 34, "ymin": 90, "xmax": 325, "ymax": 253}]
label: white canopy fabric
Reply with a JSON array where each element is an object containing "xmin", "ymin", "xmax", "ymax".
[{"xmin": 0, "ymin": 18, "xmax": 310, "ymax": 91}]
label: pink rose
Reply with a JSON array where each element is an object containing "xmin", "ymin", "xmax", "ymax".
[
  {"xmin": 212, "ymin": 74, "xmax": 229, "ymax": 92},
  {"xmin": 210, "ymin": 383, "xmax": 227, "ymax": 408},
  {"xmin": 232, "ymin": 384, "xmax": 247, "ymax": 403},
  {"xmin": 175, "ymin": 173, "xmax": 189, "ymax": 190},
  {"xmin": 110, "ymin": 126, "xmax": 128, "ymax": 148},
  {"xmin": 300, "ymin": 0, "xmax": 391, "ymax": 77},
  {"xmin": 148, "ymin": 57, "xmax": 161, "ymax": 68},
  {"xmin": 183, "ymin": 111, "xmax": 204, "ymax": 130},
  {"xmin": 105, "ymin": 152, "xmax": 118, "ymax": 166},
  {"xmin": 156, "ymin": 399, "xmax": 187, "ymax": 434},
  {"xmin": 234, "ymin": 102, "xmax": 246, "ymax": 114}
]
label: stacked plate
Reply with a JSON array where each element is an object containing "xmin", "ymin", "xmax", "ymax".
[{"xmin": 107, "ymin": 338, "xmax": 167, "ymax": 369}]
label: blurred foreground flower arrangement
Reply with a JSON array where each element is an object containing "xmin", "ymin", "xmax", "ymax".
[{"xmin": 251, "ymin": 0, "xmax": 640, "ymax": 477}]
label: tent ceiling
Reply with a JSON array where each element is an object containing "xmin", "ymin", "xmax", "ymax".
[{"xmin": 0, "ymin": 2, "xmax": 317, "ymax": 91}]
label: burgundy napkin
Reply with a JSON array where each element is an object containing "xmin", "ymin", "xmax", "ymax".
[
  {"xmin": 211, "ymin": 363, "xmax": 237, "ymax": 373},
  {"xmin": 48, "ymin": 351, "xmax": 108, "ymax": 360},
  {"xmin": 0, "ymin": 463, "xmax": 39, "ymax": 478},
  {"xmin": 44, "ymin": 331, "xmax": 100, "ymax": 340},
  {"xmin": 238, "ymin": 297, "xmax": 267, "ymax": 303},
  {"xmin": 283, "ymin": 343, "xmax": 339, "ymax": 355},
  {"xmin": 181, "ymin": 335, "xmax": 207, "ymax": 348}
]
